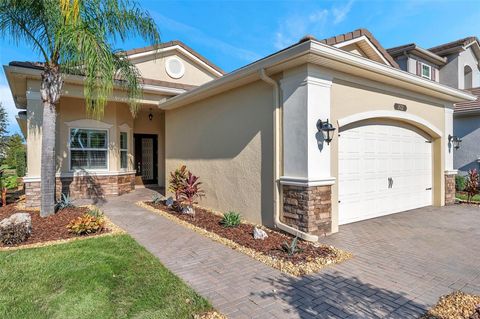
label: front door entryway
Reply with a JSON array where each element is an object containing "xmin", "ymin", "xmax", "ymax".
[{"xmin": 134, "ymin": 134, "xmax": 158, "ymax": 185}]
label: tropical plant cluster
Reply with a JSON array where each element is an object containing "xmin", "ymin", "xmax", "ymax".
[
  {"xmin": 168, "ymin": 165, "xmax": 205, "ymax": 215},
  {"xmin": 67, "ymin": 209, "xmax": 105, "ymax": 235}
]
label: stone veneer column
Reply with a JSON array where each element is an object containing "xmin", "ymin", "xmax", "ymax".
[
  {"xmin": 279, "ymin": 64, "xmax": 335, "ymax": 235},
  {"xmin": 444, "ymin": 173, "xmax": 456, "ymax": 205},
  {"xmin": 444, "ymin": 107, "xmax": 457, "ymax": 205},
  {"xmin": 282, "ymin": 185, "xmax": 332, "ymax": 236}
]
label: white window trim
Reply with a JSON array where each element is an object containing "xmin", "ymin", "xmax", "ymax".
[
  {"xmin": 421, "ymin": 62, "xmax": 432, "ymax": 79},
  {"xmin": 68, "ymin": 128, "xmax": 109, "ymax": 172},
  {"xmin": 120, "ymin": 131, "xmax": 128, "ymax": 170}
]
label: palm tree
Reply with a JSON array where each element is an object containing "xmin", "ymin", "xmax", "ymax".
[{"xmin": 0, "ymin": 0, "xmax": 160, "ymax": 216}]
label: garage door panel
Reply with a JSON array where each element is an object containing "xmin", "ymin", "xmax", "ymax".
[{"xmin": 339, "ymin": 122, "xmax": 432, "ymax": 225}]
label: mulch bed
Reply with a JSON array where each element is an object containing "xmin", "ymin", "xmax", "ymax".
[
  {"xmin": 0, "ymin": 204, "xmax": 109, "ymax": 248},
  {"xmin": 146, "ymin": 201, "xmax": 342, "ymax": 265},
  {"xmin": 422, "ymin": 291, "xmax": 480, "ymax": 319}
]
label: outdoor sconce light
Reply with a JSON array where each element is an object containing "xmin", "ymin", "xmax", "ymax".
[
  {"xmin": 148, "ymin": 108, "xmax": 153, "ymax": 121},
  {"xmin": 449, "ymin": 134, "xmax": 462, "ymax": 150},
  {"xmin": 317, "ymin": 118, "xmax": 336, "ymax": 145}
]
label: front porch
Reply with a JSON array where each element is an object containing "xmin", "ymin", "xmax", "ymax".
[{"xmin": 23, "ymin": 99, "xmax": 166, "ymax": 207}]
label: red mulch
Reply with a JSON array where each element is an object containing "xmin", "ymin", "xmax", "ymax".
[
  {"xmin": 0, "ymin": 204, "xmax": 108, "ymax": 247},
  {"xmin": 146, "ymin": 202, "xmax": 338, "ymax": 264}
]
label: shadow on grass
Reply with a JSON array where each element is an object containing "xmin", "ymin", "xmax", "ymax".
[{"xmin": 249, "ymin": 270, "xmax": 428, "ymax": 319}]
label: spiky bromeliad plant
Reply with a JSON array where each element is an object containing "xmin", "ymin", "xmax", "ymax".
[{"xmin": 0, "ymin": 0, "xmax": 160, "ymax": 216}]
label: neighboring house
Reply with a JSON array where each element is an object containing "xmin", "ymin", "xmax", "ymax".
[
  {"xmin": 388, "ymin": 36, "xmax": 480, "ymax": 175},
  {"xmin": 4, "ymin": 29, "xmax": 475, "ymax": 237}
]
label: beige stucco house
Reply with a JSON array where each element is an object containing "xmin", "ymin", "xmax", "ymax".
[{"xmin": 4, "ymin": 29, "xmax": 475, "ymax": 240}]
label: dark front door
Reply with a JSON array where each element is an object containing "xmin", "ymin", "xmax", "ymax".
[{"xmin": 134, "ymin": 134, "xmax": 158, "ymax": 185}]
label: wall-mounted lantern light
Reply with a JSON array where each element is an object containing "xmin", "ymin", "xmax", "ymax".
[
  {"xmin": 148, "ymin": 108, "xmax": 153, "ymax": 121},
  {"xmin": 448, "ymin": 134, "xmax": 462, "ymax": 150},
  {"xmin": 316, "ymin": 119, "xmax": 336, "ymax": 145}
]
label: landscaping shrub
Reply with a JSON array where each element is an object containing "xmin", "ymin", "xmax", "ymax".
[
  {"xmin": 67, "ymin": 213, "xmax": 105, "ymax": 235},
  {"xmin": 168, "ymin": 165, "xmax": 188, "ymax": 201},
  {"xmin": 0, "ymin": 172, "xmax": 18, "ymax": 206},
  {"xmin": 465, "ymin": 169, "xmax": 479, "ymax": 203},
  {"xmin": 221, "ymin": 211, "xmax": 241, "ymax": 227},
  {"xmin": 281, "ymin": 237, "xmax": 303, "ymax": 256},
  {"xmin": 86, "ymin": 208, "xmax": 103, "ymax": 218},
  {"xmin": 178, "ymin": 172, "xmax": 205, "ymax": 213},
  {"xmin": 55, "ymin": 193, "xmax": 74, "ymax": 211},
  {"xmin": 456, "ymin": 174, "xmax": 466, "ymax": 192}
]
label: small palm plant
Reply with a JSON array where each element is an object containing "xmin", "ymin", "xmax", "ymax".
[{"xmin": 0, "ymin": 0, "xmax": 160, "ymax": 216}]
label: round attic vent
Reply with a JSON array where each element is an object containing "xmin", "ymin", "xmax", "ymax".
[{"xmin": 165, "ymin": 57, "xmax": 185, "ymax": 79}]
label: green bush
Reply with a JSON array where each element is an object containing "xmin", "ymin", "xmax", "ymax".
[
  {"xmin": 455, "ymin": 175, "xmax": 467, "ymax": 192},
  {"xmin": 15, "ymin": 149, "xmax": 26, "ymax": 177},
  {"xmin": 2, "ymin": 175, "xmax": 18, "ymax": 190},
  {"xmin": 220, "ymin": 211, "xmax": 241, "ymax": 228},
  {"xmin": 456, "ymin": 175, "xmax": 466, "ymax": 191}
]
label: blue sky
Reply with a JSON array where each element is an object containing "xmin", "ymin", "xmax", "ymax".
[{"xmin": 1, "ymin": 0, "xmax": 479, "ymax": 135}]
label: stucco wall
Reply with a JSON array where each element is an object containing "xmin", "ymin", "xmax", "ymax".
[
  {"xmin": 165, "ymin": 80, "xmax": 274, "ymax": 226},
  {"xmin": 134, "ymin": 51, "xmax": 216, "ymax": 86},
  {"xmin": 329, "ymin": 76, "xmax": 447, "ymax": 232},
  {"xmin": 457, "ymin": 47, "xmax": 480, "ymax": 89},
  {"xmin": 440, "ymin": 54, "xmax": 459, "ymax": 89},
  {"xmin": 453, "ymin": 114, "xmax": 480, "ymax": 173}
]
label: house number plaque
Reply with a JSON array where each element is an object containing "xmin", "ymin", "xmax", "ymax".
[{"xmin": 394, "ymin": 103, "xmax": 407, "ymax": 111}]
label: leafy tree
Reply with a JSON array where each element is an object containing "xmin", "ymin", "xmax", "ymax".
[
  {"xmin": 0, "ymin": 103, "xmax": 9, "ymax": 155},
  {"xmin": 3, "ymin": 134, "xmax": 24, "ymax": 168},
  {"xmin": 0, "ymin": 0, "xmax": 160, "ymax": 216}
]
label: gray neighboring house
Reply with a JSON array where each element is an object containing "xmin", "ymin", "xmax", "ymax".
[{"xmin": 388, "ymin": 37, "xmax": 480, "ymax": 175}]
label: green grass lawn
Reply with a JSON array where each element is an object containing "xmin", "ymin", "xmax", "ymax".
[
  {"xmin": 456, "ymin": 192, "xmax": 480, "ymax": 202},
  {"xmin": 0, "ymin": 235, "xmax": 212, "ymax": 319}
]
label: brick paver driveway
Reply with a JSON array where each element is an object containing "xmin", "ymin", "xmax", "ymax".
[{"xmin": 99, "ymin": 189, "xmax": 480, "ymax": 319}]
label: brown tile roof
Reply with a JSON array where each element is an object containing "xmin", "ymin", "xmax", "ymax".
[
  {"xmin": 455, "ymin": 87, "xmax": 480, "ymax": 113},
  {"xmin": 8, "ymin": 61, "xmax": 198, "ymax": 91},
  {"xmin": 429, "ymin": 37, "xmax": 479, "ymax": 55},
  {"xmin": 124, "ymin": 40, "xmax": 224, "ymax": 75},
  {"xmin": 386, "ymin": 43, "xmax": 446, "ymax": 66},
  {"xmin": 314, "ymin": 28, "xmax": 400, "ymax": 68}
]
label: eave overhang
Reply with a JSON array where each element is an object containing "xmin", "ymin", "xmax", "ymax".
[{"xmin": 159, "ymin": 40, "xmax": 476, "ymax": 111}]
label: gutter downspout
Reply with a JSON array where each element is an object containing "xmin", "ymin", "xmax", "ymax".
[{"xmin": 259, "ymin": 68, "xmax": 319, "ymax": 242}]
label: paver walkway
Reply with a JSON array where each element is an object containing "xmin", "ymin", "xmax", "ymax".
[{"xmin": 97, "ymin": 188, "xmax": 480, "ymax": 319}]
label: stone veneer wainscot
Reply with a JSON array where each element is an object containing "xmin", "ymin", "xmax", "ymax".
[{"xmin": 24, "ymin": 173, "xmax": 135, "ymax": 208}]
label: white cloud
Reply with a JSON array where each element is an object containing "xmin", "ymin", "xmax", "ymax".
[
  {"xmin": 0, "ymin": 84, "xmax": 21, "ymax": 135},
  {"xmin": 332, "ymin": 0, "xmax": 355, "ymax": 24},
  {"xmin": 151, "ymin": 12, "xmax": 261, "ymax": 63},
  {"xmin": 273, "ymin": 1, "xmax": 355, "ymax": 49},
  {"xmin": 274, "ymin": 9, "xmax": 328, "ymax": 49}
]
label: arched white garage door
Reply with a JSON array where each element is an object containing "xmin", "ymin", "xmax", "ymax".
[{"xmin": 338, "ymin": 122, "xmax": 433, "ymax": 225}]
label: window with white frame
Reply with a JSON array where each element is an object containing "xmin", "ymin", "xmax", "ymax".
[
  {"xmin": 120, "ymin": 132, "xmax": 128, "ymax": 169},
  {"xmin": 421, "ymin": 63, "xmax": 431, "ymax": 79},
  {"xmin": 70, "ymin": 128, "xmax": 108, "ymax": 170}
]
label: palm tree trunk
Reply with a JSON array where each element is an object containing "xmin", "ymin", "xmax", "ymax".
[{"xmin": 40, "ymin": 66, "xmax": 62, "ymax": 217}]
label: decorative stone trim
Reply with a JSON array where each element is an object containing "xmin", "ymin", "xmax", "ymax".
[
  {"xmin": 282, "ymin": 184, "xmax": 332, "ymax": 236},
  {"xmin": 445, "ymin": 173, "xmax": 456, "ymax": 205},
  {"xmin": 24, "ymin": 173, "xmax": 135, "ymax": 208}
]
